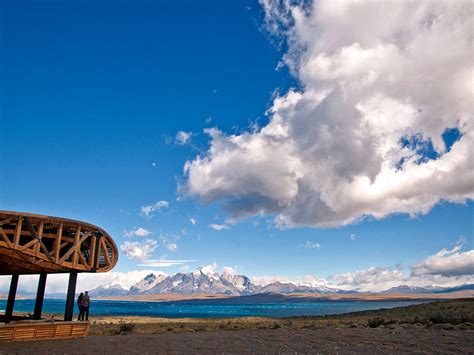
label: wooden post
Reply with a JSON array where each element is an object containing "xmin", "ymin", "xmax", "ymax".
[
  {"xmin": 33, "ymin": 273, "xmax": 47, "ymax": 319},
  {"xmin": 64, "ymin": 272, "xmax": 77, "ymax": 321},
  {"xmin": 5, "ymin": 274, "xmax": 19, "ymax": 323}
]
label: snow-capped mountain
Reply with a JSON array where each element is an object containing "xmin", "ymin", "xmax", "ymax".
[
  {"xmin": 144, "ymin": 266, "xmax": 242, "ymax": 295},
  {"xmin": 257, "ymin": 282, "xmax": 344, "ymax": 294},
  {"xmin": 90, "ymin": 267, "xmax": 349, "ymax": 297},
  {"xmin": 129, "ymin": 273, "xmax": 167, "ymax": 294},
  {"xmin": 89, "ymin": 284, "xmax": 129, "ymax": 297},
  {"xmin": 221, "ymin": 272, "xmax": 257, "ymax": 294}
]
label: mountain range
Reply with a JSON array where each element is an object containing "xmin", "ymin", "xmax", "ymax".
[{"xmin": 88, "ymin": 267, "xmax": 474, "ymax": 297}]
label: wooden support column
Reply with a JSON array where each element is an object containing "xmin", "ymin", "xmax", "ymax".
[
  {"xmin": 64, "ymin": 272, "xmax": 77, "ymax": 321},
  {"xmin": 5, "ymin": 274, "xmax": 19, "ymax": 323},
  {"xmin": 33, "ymin": 273, "xmax": 47, "ymax": 319}
]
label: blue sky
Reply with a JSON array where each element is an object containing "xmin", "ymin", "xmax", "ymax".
[{"xmin": 1, "ymin": 1, "xmax": 472, "ymax": 291}]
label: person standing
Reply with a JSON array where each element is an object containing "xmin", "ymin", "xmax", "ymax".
[
  {"xmin": 77, "ymin": 292, "xmax": 85, "ymax": 321},
  {"xmin": 82, "ymin": 291, "xmax": 91, "ymax": 321}
]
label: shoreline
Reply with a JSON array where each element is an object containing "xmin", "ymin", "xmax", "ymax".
[{"xmin": 94, "ymin": 290, "xmax": 474, "ymax": 303}]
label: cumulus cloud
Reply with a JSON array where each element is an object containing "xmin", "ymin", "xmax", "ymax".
[
  {"xmin": 124, "ymin": 227, "xmax": 152, "ymax": 238},
  {"xmin": 330, "ymin": 266, "xmax": 405, "ymax": 291},
  {"xmin": 209, "ymin": 223, "xmax": 230, "ymax": 231},
  {"xmin": 183, "ymin": 0, "xmax": 473, "ymax": 227},
  {"xmin": 120, "ymin": 239, "xmax": 158, "ymax": 260},
  {"xmin": 141, "ymin": 200, "xmax": 169, "ymax": 218},
  {"xmin": 176, "ymin": 131, "xmax": 192, "ymax": 145},
  {"xmin": 304, "ymin": 241, "xmax": 320, "ymax": 249},
  {"xmin": 411, "ymin": 241, "xmax": 474, "ymax": 277}
]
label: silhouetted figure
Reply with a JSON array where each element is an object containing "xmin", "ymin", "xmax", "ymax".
[
  {"xmin": 77, "ymin": 292, "xmax": 85, "ymax": 321},
  {"xmin": 82, "ymin": 291, "xmax": 91, "ymax": 321}
]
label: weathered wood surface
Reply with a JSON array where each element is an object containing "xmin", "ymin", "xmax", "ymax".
[
  {"xmin": 0, "ymin": 321, "xmax": 89, "ymax": 342},
  {"xmin": 0, "ymin": 211, "xmax": 118, "ymax": 274}
]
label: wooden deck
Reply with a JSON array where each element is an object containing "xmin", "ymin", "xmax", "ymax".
[{"xmin": 0, "ymin": 321, "xmax": 89, "ymax": 342}]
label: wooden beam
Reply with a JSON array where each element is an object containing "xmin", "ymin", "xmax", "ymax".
[
  {"xmin": 101, "ymin": 238, "xmax": 111, "ymax": 266},
  {"xmin": 58, "ymin": 231, "xmax": 91, "ymax": 264},
  {"xmin": 72, "ymin": 227, "xmax": 81, "ymax": 267},
  {"xmin": 0, "ymin": 227, "xmax": 13, "ymax": 247},
  {"xmin": 89, "ymin": 235, "xmax": 97, "ymax": 268},
  {"xmin": 14, "ymin": 216, "xmax": 23, "ymax": 246},
  {"xmin": 19, "ymin": 238, "xmax": 39, "ymax": 251},
  {"xmin": 0, "ymin": 217, "xmax": 15, "ymax": 226},
  {"xmin": 54, "ymin": 223, "xmax": 63, "ymax": 262},
  {"xmin": 78, "ymin": 250, "xmax": 88, "ymax": 266},
  {"xmin": 34, "ymin": 221, "xmax": 44, "ymax": 254}
]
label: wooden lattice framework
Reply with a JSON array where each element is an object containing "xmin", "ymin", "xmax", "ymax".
[
  {"xmin": 0, "ymin": 211, "xmax": 118, "ymax": 274},
  {"xmin": 0, "ymin": 210, "xmax": 118, "ymax": 331}
]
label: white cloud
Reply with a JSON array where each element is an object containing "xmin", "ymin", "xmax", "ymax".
[
  {"xmin": 411, "ymin": 242, "xmax": 474, "ymax": 277},
  {"xmin": 189, "ymin": 218, "xmax": 197, "ymax": 226},
  {"xmin": 200, "ymin": 262, "xmax": 218, "ymax": 274},
  {"xmin": 165, "ymin": 243, "xmax": 178, "ymax": 252},
  {"xmin": 138, "ymin": 259, "xmax": 197, "ymax": 267},
  {"xmin": 304, "ymin": 241, "xmax": 320, "ymax": 249},
  {"xmin": 124, "ymin": 227, "xmax": 152, "ymax": 238},
  {"xmin": 222, "ymin": 266, "xmax": 236, "ymax": 276},
  {"xmin": 176, "ymin": 131, "xmax": 192, "ymax": 145},
  {"xmin": 0, "ymin": 270, "xmax": 166, "ymax": 295},
  {"xmin": 209, "ymin": 223, "xmax": 230, "ymax": 231},
  {"xmin": 120, "ymin": 239, "xmax": 158, "ymax": 261},
  {"xmin": 183, "ymin": 1, "xmax": 474, "ymax": 228},
  {"xmin": 141, "ymin": 200, "xmax": 169, "ymax": 218},
  {"xmin": 330, "ymin": 266, "xmax": 405, "ymax": 292}
]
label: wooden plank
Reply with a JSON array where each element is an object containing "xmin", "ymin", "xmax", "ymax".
[
  {"xmin": 13, "ymin": 216, "xmax": 23, "ymax": 246},
  {"xmin": 54, "ymin": 223, "xmax": 63, "ymax": 262}
]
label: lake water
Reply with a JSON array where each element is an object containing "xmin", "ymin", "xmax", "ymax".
[{"xmin": 0, "ymin": 299, "xmax": 427, "ymax": 318}]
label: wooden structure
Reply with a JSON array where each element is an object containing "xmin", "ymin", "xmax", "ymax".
[
  {"xmin": 0, "ymin": 321, "xmax": 90, "ymax": 342},
  {"xmin": 0, "ymin": 210, "xmax": 118, "ymax": 342}
]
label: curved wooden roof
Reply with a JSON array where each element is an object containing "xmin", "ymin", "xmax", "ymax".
[{"xmin": 0, "ymin": 211, "xmax": 118, "ymax": 275}]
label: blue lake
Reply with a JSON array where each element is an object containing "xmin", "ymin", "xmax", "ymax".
[{"xmin": 0, "ymin": 299, "xmax": 428, "ymax": 318}]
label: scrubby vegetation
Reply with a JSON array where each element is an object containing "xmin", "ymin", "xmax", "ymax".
[{"xmin": 89, "ymin": 299, "xmax": 474, "ymax": 336}]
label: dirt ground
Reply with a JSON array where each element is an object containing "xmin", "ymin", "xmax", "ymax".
[{"xmin": 1, "ymin": 328, "xmax": 473, "ymax": 354}]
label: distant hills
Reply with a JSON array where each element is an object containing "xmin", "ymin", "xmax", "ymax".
[{"xmin": 88, "ymin": 267, "xmax": 474, "ymax": 298}]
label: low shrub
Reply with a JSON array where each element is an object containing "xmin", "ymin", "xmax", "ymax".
[{"xmin": 117, "ymin": 323, "xmax": 135, "ymax": 334}]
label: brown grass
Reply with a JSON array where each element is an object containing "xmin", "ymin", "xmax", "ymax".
[{"xmin": 88, "ymin": 298, "xmax": 474, "ymax": 336}]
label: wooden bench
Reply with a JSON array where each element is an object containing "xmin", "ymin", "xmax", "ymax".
[{"xmin": 0, "ymin": 321, "xmax": 89, "ymax": 342}]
